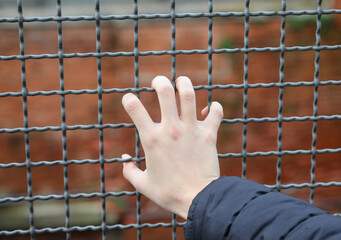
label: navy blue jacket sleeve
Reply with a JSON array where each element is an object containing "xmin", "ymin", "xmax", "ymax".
[{"xmin": 184, "ymin": 176, "xmax": 341, "ymax": 240}]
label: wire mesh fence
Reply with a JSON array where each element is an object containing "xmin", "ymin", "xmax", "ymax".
[{"xmin": 0, "ymin": 0, "xmax": 341, "ymax": 239}]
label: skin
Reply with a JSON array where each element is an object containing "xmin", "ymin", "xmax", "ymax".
[{"xmin": 121, "ymin": 76, "xmax": 223, "ymax": 219}]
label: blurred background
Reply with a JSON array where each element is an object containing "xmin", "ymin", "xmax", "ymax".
[{"xmin": 0, "ymin": 0, "xmax": 341, "ymax": 239}]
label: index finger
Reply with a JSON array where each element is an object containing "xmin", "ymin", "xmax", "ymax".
[{"xmin": 122, "ymin": 93, "xmax": 154, "ymax": 134}]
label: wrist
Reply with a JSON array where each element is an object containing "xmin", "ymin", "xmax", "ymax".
[{"xmin": 175, "ymin": 177, "xmax": 219, "ymax": 219}]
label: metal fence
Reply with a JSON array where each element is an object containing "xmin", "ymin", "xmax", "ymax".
[{"xmin": 0, "ymin": 0, "xmax": 341, "ymax": 239}]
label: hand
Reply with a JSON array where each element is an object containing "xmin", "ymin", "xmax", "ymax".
[{"xmin": 121, "ymin": 76, "xmax": 223, "ymax": 219}]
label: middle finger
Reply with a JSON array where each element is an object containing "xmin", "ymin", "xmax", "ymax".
[{"xmin": 152, "ymin": 76, "xmax": 179, "ymax": 123}]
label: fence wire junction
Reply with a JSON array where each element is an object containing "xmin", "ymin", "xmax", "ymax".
[{"xmin": 0, "ymin": 0, "xmax": 341, "ymax": 239}]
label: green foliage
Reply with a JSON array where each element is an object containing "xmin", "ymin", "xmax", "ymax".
[
  {"xmin": 288, "ymin": 15, "xmax": 316, "ymax": 30},
  {"xmin": 288, "ymin": 15, "xmax": 334, "ymax": 35},
  {"xmin": 321, "ymin": 15, "xmax": 334, "ymax": 37},
  {"xmin": 220, "ymin": 36, "xmax": 235, "ymax": 49}
]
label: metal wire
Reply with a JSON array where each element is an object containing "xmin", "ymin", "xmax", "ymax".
[
  {"xmin": 1, "ymin": 9, "xmax": 341, "ymax": 23},
  {"xmin": 1, "ymin": 45, "xmax": 341, "ymax": 62},
  {"xmin": 207, "ymin": 0, "xmax": 213, "ymax": 109},
  {"xmin": 1, "ymin": 0, "xmax": 341, "ymax": 239},
  {"xmin": 275, "ymin": 0, "xmax": 286, "ymax": 192},
  {"xmin": 95, "ymin": 1, "xmax": 108, "ymax": 239},
  {"xmin": 132, "ymin": 0, "xmax": 143, "ymax": 239},
  {"xmin": 309, "ymin": 0, "xmax": 322, "ymax": 205},
  {"xmin": 56, "ymin": 0, "xmax": 71, "ymax": 239},
  {"xmin": 241, "ymin": 0, "xmax": 250, "ymax": 178},
  {"xmin": 170, "ymin": 0, "xmax": 178, "ymax": 239},
  {"xmin": 17, "ymin": 0, "xmax": 35, "ymax": 239}
]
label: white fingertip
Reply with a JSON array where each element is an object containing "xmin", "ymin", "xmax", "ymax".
[
  {"xmin": 122, "ymin": 153, "xmax": 132, "ymax": 160},
  {"xmin": 204, "ymin": 102, "xmax": 224, "ymax": 130},
  {"xmin": 211, "ymin": 101, "xmax": 223, "ymax": 118}
]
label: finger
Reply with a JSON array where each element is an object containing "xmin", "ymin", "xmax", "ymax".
[
  {"xmin": 201, "ymin": 105, "xmax": 209, "ymax": 118},
  {"xmin": 152, "ymin": 76, "xmax": 179, "ymax": 123},
  {"xmin": 176, "ymin": 76, "xmax": 196, "ymax": 123},
  {"xmin": 203, "ymin": 102, "xmax": 223, "ymax": 131},
  {"xmin": 122, "ymin": 154, "xmax": 147, "ymax": 193},
  {"xmin": 122, "ymin": 93, "xmax": 154, "ymax": 134}
]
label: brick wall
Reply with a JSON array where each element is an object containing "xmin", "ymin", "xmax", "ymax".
[{"xmin": 0, "ymin": 13, "xmax": 341, "ymax": 239}]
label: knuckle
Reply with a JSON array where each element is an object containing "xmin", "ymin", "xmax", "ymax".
[
  {"xmin": 142, "ymin": 133, "xmax": 157, "ymax": 148},
  {"xmin": 180, "ymin": 89, "xmax": 195, "ymax": 101},
  {"xmin": 204, "ymin": 130, "xmax": 217, "ymax": 145},
  {"xmin": 169, "ymin": 125, "xmax": 181, "ymax": 140},
  {"xmin": 158, "ymin": 84, "xmax": 174, "ymax": 95}
]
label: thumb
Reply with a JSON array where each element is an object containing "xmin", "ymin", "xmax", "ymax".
[{"xmin": 122, "ymin": 154, "xmax": 147, "ymax": 193}]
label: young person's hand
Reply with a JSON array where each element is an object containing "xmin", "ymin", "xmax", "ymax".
[{"xmin": 121, "ymin": 76, "xmax": 223, "ymax": 219}]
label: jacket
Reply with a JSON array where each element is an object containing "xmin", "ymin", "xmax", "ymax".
[{"xmin": 184, "ymin": 176, "xmax": 341, "ymax": 240}]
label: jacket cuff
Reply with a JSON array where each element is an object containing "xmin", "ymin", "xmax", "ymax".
[
  {"xmin": 184, "ymin": 178, "xmax": 215, "ymax": 240},
  {"xmin": 183, "ymin": 176, "xmax": 272, "ymax": 240}
]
